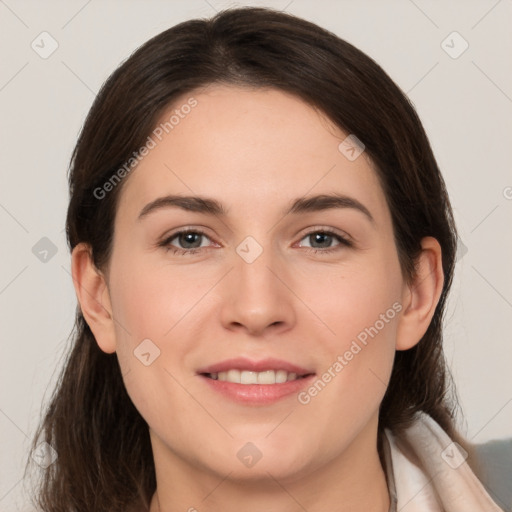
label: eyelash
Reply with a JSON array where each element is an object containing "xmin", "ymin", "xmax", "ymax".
[{"xmin": 158, "ymin": 228, "xmax": 353, "ymax": 256}]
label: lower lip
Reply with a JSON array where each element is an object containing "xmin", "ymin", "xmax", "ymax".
[{"xmin": 199, "ymin": 374, "xmax": 315, "ymax": 405}]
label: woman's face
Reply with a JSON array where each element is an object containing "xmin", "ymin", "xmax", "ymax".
[{"xmin": 102, "ymin": 85, "xmax": 408, "ymax": 482}]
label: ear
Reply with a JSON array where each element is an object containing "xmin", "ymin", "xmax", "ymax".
[
  {"xmin": 71, "ymin": 243, "xmax": 117, "ymax": 354},
  {"xmin": 395, "ymin": 236, "xmax": 444, "ymax": 351}
]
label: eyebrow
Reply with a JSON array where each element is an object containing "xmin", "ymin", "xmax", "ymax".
[{"xmin": 137, "ymin": 193, "xmax": 374, "ymax": 223}]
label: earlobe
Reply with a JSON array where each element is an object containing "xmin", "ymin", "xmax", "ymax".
[
  {"xmin": 395, "ymin": 237, "xmax": 444, "ymax": 351},
  {"xmin": 71, "ymin": 243, "xmax": 117, "ymax": 354}
]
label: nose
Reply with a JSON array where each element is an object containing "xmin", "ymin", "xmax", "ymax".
[{"xmin": 219, "ymin": 245, "xmax": 296, "ymax": 336}]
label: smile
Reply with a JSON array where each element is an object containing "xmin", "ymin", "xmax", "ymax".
[
  {"xmin": 197, "ymin": 358, "xmax": 315, "ymax": 405},
  {"xmin": 205, "ymin": 369, "xmax": 308, "ymax": 384}
]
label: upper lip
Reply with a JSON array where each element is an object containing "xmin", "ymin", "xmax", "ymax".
[{"xmin": 197, "ymin": 357, "xmax": 314, "ymax": 376}]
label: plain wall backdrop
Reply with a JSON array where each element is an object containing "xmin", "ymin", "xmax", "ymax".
[{"xmin": 1, "ymin": 0, "xmax": 511, "ymax": 510}]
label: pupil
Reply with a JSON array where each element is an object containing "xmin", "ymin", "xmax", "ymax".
[
  {"xmin": 312, "ymin": 233, "xmax": 331, "ymax": 248},
  {"xmin": 181, "ymin": 233, "xmax": 201, "ymax": 248}
]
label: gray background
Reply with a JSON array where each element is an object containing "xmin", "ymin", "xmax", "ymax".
[{"xmin": 1, "ymin": 0, "xmax": 511, "ymax": 510}]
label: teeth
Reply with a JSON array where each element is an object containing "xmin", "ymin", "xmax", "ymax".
[
  {"xmin": 227, "ymin": 369, "xmax": 241, "ymax": 383},
  {"xmin": 258, "ymin": 370, "xmax": 275, "ymax": 384},
  {"xmin": 210, "ymin": 369, "xmax": 303, "ymax": 384},
  {"xmin": 275, "ymin": 370, "xmax": 287, "ymax": 383}
]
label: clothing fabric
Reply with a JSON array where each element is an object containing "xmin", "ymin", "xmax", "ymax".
[{"xmin": 382, "ymin": 412, "xmax": 505, "ymax": 512}]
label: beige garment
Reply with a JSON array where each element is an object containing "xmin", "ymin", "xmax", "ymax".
[{"xmin": 382, "ymin": 412, "xmax": 505, "ymax": 512}]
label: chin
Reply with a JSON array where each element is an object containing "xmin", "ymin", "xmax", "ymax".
[
  {"xmin": 215, "ymin": 453, "xmax": 313, "ymax": 484},
  {"xmin": 209, "ymin": 435, "xmax": 318, "ymax": 483}
]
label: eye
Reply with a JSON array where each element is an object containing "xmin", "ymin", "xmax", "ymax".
[
  {"xmin": 159, "ymin": 229, "xmax": 215, "ymax": 255},
  {"xmin": 297, "ymin": 229, "xmax": 353, "ymax": 254},
  {"xmin": 158, "ymin": 227, "xmax": 353, "ymax": 256}
]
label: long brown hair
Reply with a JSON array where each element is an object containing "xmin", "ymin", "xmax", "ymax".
[{"xmin": 28, "ymin": 7, "xmax": 463, "ymax": 511}]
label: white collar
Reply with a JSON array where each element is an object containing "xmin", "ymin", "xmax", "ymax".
[{"xmin": 381, "ymin": 412, "xmax": 504, "ymax": 511}]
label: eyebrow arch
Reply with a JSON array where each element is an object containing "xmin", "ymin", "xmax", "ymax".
[
  {"xmin": 138, "ymin": 195, "xmax": 226, "ymax": 220},
  {"xmin": 137, "ymin": 193, "xmax": 374, "ymax": 223},
  {"xmin": 288, "ymin": 194, "xmax": 374, "ymax": 223}
]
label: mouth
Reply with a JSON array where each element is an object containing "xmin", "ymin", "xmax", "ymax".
[
  {"xmin": 197, "ymin": 358, "xmax": 315, "ymax": 405},
  {"xmin": 202, "ymin": 369, "xmax": 312, "ymax": 384}
]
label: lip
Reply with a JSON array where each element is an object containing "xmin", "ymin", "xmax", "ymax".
[
  {"xmin": 196, "ymin": 357, "xmax": 313, "ymax": 376},
  {"xmin": 197, "ymin": 357, "xmax": 315, "ymax": 405},
  {"xmin": 200, "ymin": 375, "xmax": 316, "ymax": 405}
]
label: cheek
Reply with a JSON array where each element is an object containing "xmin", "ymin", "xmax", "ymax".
[
  {"xmin": 302, "ymin": 248, "xmax": 403, "ymax": 350},
  {"xmin": 296, "ymin": 250, "xmax": 402, "ymax": 409},
  {"xmin": 106, "ymin": 250, "xmax": 220, "ymax": 403},
  {"xmin": 105, "ymin": 257, "xmax": 207, "ymax": 435},
  {"xmin": 108, "ymin": 249, "xmax": 214, "ymax": 341}
]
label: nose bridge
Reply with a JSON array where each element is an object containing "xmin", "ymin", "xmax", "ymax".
[
  {"xmin": 219, "ymin": 235, "xmax": 295, "ymax": 334},
  {"xmin": 234, "ymin": 236, "xmax": 283, "ymax": 303}
]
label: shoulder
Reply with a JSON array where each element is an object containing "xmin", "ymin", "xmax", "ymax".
[{"xmin": 383, "ymin": 413, "xmax": 507, "ymax": 511}]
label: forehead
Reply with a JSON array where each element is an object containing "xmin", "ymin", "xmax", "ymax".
[{"xmin": 117, "ymin": 85, "xmax": 388, "ymax": 223}]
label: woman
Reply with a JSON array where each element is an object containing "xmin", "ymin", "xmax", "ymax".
[{"xmin": 28, "ymin": 6, "xmax": 504, "ymax": 512}]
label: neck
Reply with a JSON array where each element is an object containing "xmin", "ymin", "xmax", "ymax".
[{"xmin": 148, "ymin": 420, "xmax": 390, "ymax": 512}]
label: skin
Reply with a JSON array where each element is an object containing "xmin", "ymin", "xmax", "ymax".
[{"xmin": 72, "ymin": 85, "xmax": 444, "ymax": 512}]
